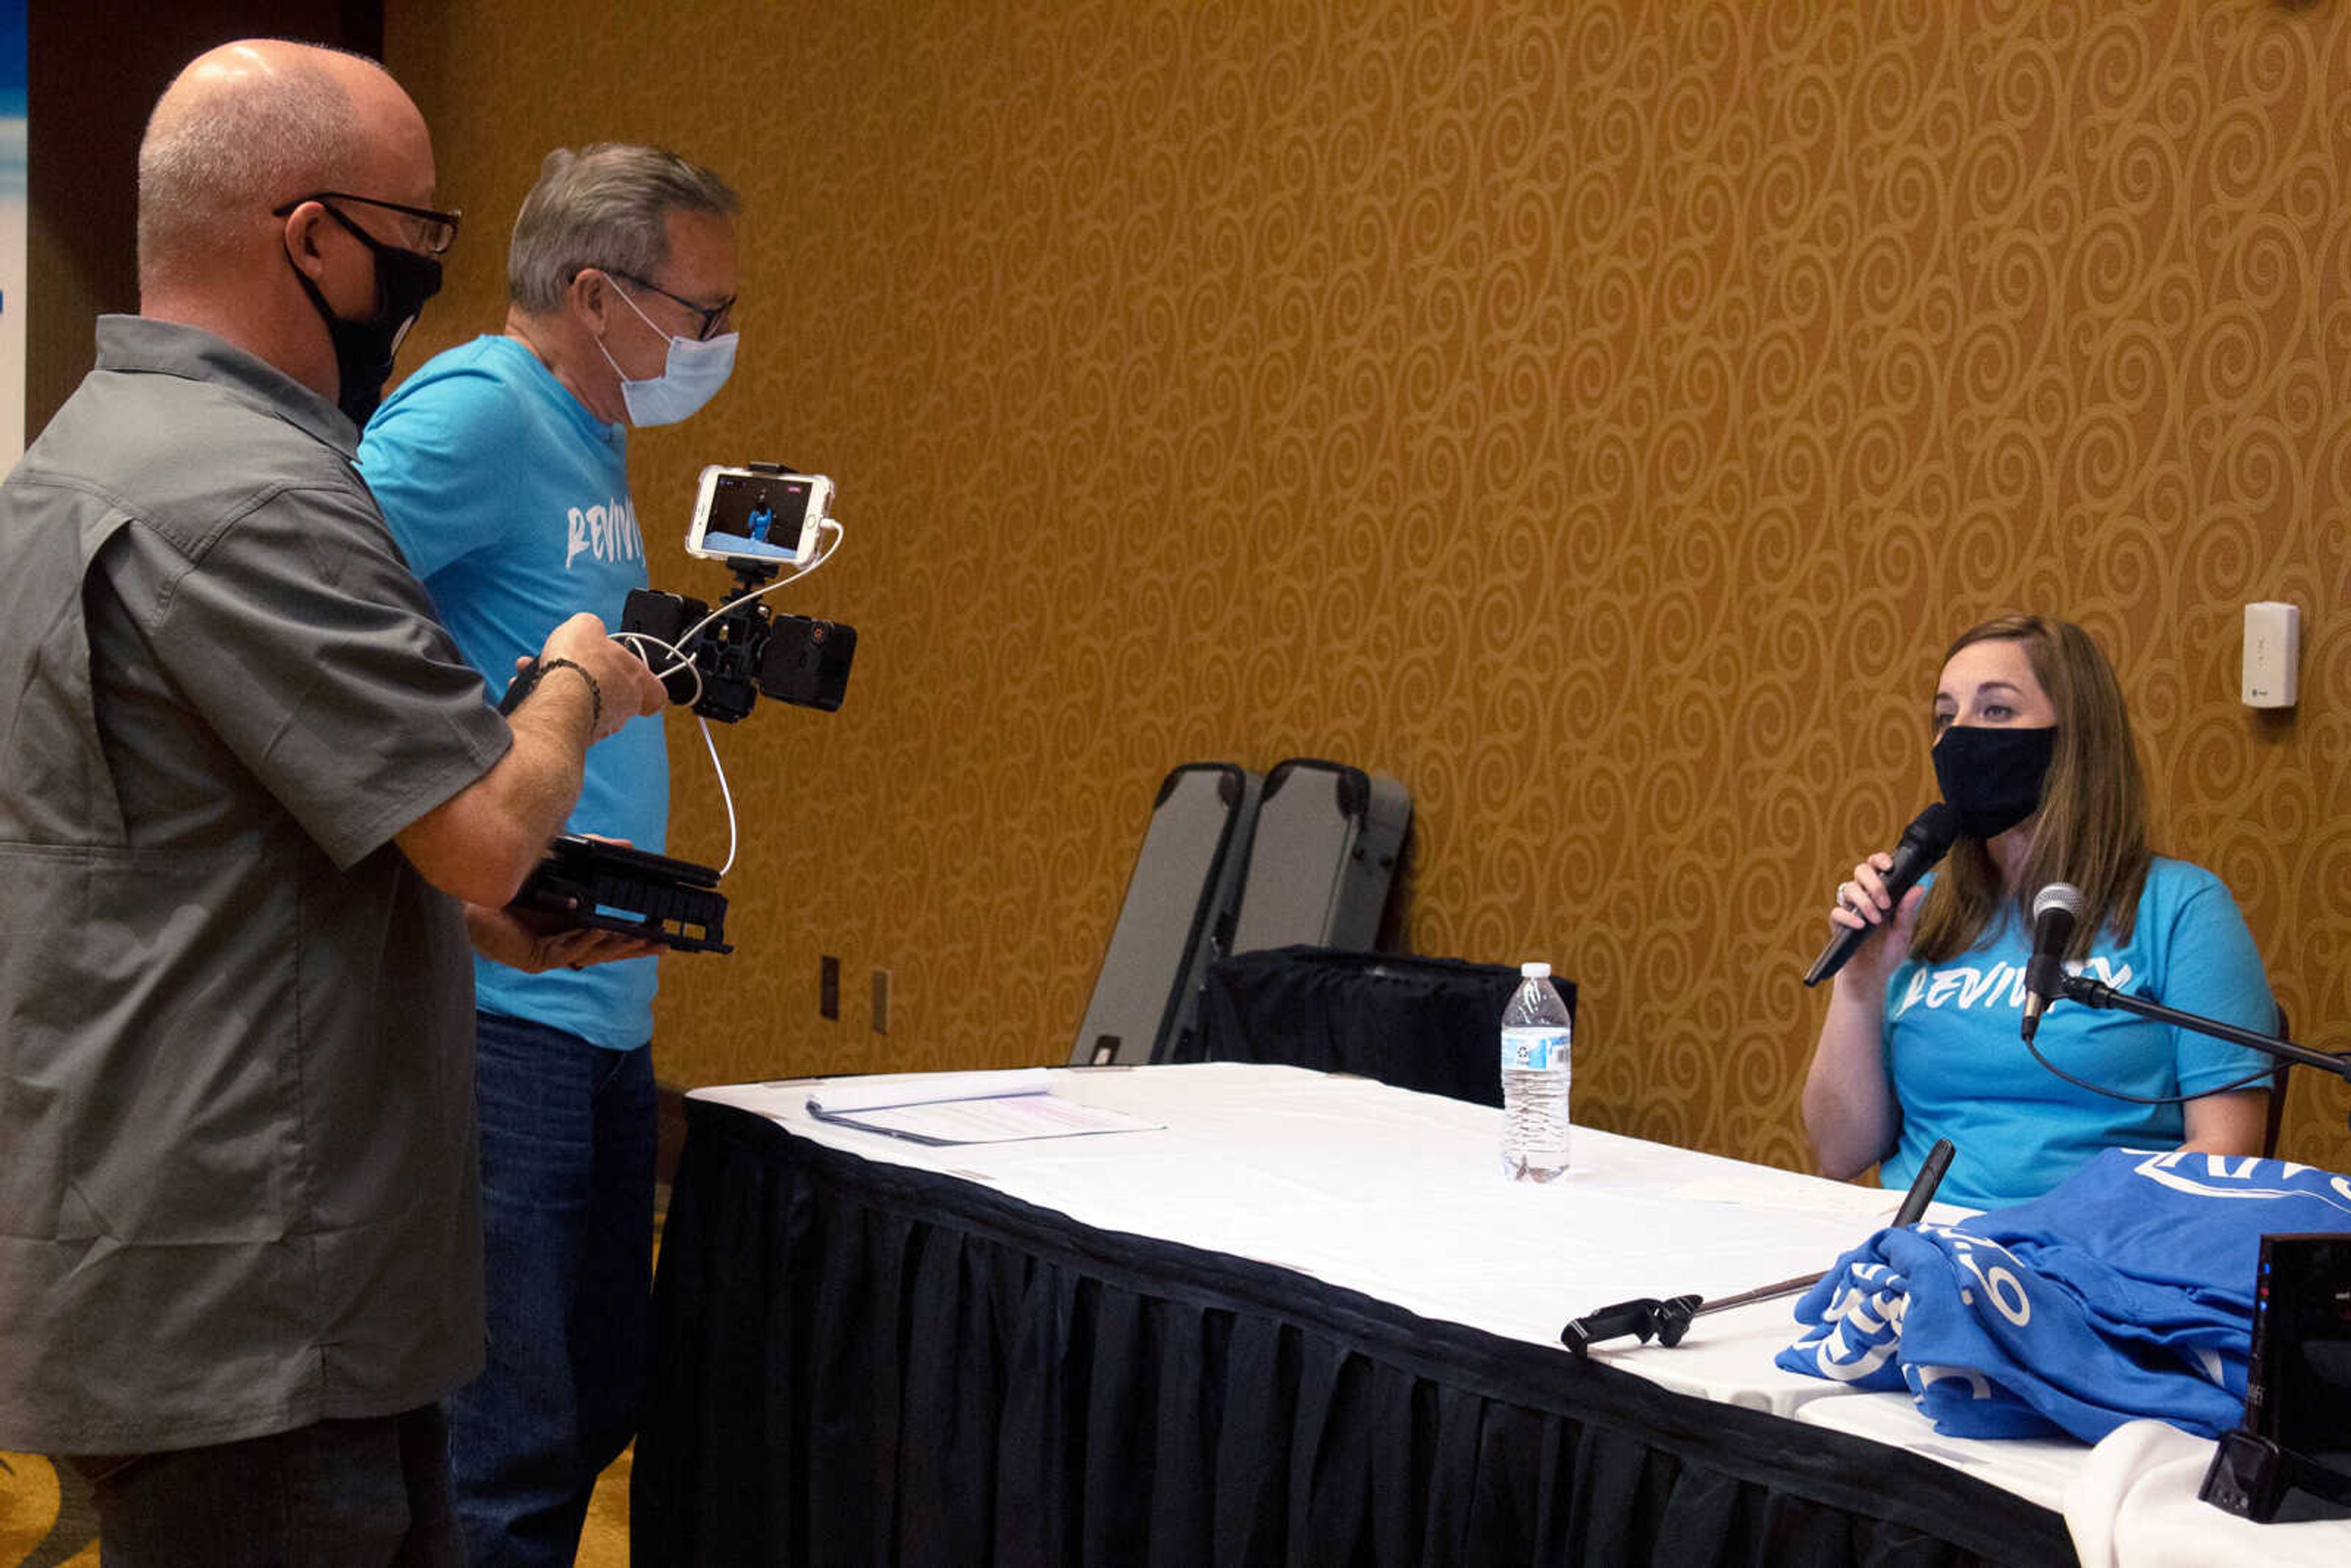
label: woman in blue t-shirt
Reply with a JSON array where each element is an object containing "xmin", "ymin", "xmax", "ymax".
[{"xmin": 1801, "ymin": 614, "xmax": 2275, "ymax": 1210}]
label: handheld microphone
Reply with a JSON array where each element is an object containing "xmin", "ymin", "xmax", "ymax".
[
  {"xmin": 2020, "ymin": 882, "xmax": 2085, "ymax": 1042},
  {"xmin": 1802, "ymin": 802, "xmax": 1962, "ymax": 987}
]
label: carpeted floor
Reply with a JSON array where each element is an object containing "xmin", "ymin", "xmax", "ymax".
[
  {"xmin": 577, "ymin": 1444, "xmax": 634, "ymax": 1567},
  {"xmin": 1, "ymin": 1446, "xmax": 636, "ymax": 1568},
  {"xmin": 0, "ymin": 1451, "xmax": 96, "ymax": 1568}
]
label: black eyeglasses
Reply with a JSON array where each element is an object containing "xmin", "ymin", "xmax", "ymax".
[
  {"xmin": 608, "ymin": 270, "xmax": 737, "ymax": 342},
  {"xmin": 273, "ymin": 191, "xmax": 462, "ymax": 256}
]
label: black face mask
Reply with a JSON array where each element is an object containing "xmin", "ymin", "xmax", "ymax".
[
  {"xmin": 289, "ymin": 203, "xmax": 443, "ymax": 426},
  {"xmin": 1933, "ymin": 724, "xmax": 2057, "ymax": 839}
]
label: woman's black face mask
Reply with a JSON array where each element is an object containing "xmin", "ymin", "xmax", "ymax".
[{"xmin": 1932, "ymin": 724, "xmax": 2057, "ymax": 839}]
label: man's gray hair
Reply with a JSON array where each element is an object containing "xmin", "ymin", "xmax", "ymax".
[
  {"xmin": 137, "ymin": 53, "xmax": 364, "ymax": 283},
  {"xmin": 509, "ymin": 144, "xmax": 739, "ymax": 314}
]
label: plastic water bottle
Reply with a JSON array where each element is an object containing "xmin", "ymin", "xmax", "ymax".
[{"xmin": 1500, "ymin": 961, "xmax": 1572, "ymax": 1181}]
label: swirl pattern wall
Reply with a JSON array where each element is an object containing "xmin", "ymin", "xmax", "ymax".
[{"xmin": 389, "ymin": 0, "xmax": 2351, "ymax": 1175}]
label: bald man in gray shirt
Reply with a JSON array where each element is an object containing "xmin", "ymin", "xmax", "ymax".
[{"xmin": 0, "ymin": 40, "xmax": 665, "ymax": 1567}]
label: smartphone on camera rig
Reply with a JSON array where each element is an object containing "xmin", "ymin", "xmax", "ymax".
[
  {"xmin": 621, "ymin": 462, "xmax": 857, "ymax": 722},
  {"xmin": 687, "ymin": 463, "xmax": 828, "ymax": 567}
]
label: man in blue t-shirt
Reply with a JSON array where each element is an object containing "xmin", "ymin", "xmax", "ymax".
[{"xmin": 359, "ymin": 143, "xmax": 742, "ymax": 1568}]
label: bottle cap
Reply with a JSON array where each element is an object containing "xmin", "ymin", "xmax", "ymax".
[{"xmin": 1521, "ymin": 961, "xmax": 1551, "ymax": 978}]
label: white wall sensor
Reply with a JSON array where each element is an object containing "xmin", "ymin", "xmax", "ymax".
[{"xmin": 2242, "ymin": 602, "xmax": 2299, "ymax": 709}]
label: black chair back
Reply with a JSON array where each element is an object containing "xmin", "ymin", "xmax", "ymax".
[
  {"xmin": 2263, "ymin": 1005, "xmax": 2292, "ymax": 1160},
  {"xmin": 1190, "ymin": 946, "xmax": 1564, "ymax": 1108}
]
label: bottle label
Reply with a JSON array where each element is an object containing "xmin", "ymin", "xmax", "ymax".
[{"xmin": 1502, "ymin": 1027, "xmax": 1570, "ymax": 1073}]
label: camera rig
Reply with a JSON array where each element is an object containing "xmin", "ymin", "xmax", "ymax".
[
  {"xmin": 501, "ymin": 471, "xmax": 857, "ymax": 955},
  {"xmin": 621, "ymin": 556, "xmax": 855, "ymax": 723},
  {"xmin": 511, "ymin": 834, "xmax": 732, "ymax": 954}
]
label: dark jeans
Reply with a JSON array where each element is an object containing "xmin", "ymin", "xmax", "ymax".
[
  {"xmin": 448, "ymin": 1011, "xmax": 655, "ymax": 1568},
  {"xmin": 68, "ymin": 1405, "xmax": 460, "ymax": 1567}
]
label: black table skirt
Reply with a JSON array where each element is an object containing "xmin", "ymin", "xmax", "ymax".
[{"xmin": 632, "ymin": 1100, "xmax": 2074, "ymax": 1567}]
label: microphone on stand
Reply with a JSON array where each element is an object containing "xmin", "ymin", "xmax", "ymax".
[
  {"xmin": 1802, "ymin": 803, "xmax": 1962, "ymax": 987},
  {"xmin": 2020, "ymin": 882, "xmax": 2085, "ymax": 1043}
]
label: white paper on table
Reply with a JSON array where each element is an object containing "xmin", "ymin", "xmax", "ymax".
[
  {"xmin": 806, "ymin": 1067, "xmax": 1051, "ymax": 1114},
  {"xmin": 804, "ymin": 1068, "xmax": 1162, "ymax": 1146}
]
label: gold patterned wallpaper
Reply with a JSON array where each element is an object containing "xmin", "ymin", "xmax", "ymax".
[{"xmin": 386, "ymin": 0, "xmax": 2351, "ymax": 1176}]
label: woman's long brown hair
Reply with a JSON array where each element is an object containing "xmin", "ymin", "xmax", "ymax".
[{"xmin": 1908, "ymin": 614, "xmax": 2153, "ymax": 964}]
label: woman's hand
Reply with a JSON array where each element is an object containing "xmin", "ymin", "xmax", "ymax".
[
  {"xmin": 1827, "ymin": 851, "xmax": 1926, "ymax": 994},
  {"xmin": 1802, "ymin": 849, "xmax": 1928, "ymax": 1180}
]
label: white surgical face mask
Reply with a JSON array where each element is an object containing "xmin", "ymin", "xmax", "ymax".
[{"xmin": 597, "ymin": 280, "xmax": 737, "ymax": 427}]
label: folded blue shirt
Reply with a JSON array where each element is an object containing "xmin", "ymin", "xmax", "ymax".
[{"xmin": 1777, "ymin": 1148, "xmax": 2351, "ymax": 1441}]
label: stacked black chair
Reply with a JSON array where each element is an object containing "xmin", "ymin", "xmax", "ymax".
[{"xmin": 1190, "ymin": 945, "xmax": 1561, "ymax": 1109}]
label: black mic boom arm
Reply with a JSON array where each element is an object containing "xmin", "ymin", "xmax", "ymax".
[{"xmin": 2053, "ymin": 976, "xmax": 2350, "ymax": 1084}]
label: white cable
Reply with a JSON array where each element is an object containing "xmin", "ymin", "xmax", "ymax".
[
  {"xmin": 624, "ymin": 514, "xmax": 843, "ymax": 882},
  {"xmin": 666, "ymin": 517, "xmax": 844, "ymax": 650},
  {"xmin": 612, "ymin": 630, "xmax": 704, "ymax": 706},
  {"xmin": 701, "ymin": 715, "xmax": 739, "ymax": 876}
]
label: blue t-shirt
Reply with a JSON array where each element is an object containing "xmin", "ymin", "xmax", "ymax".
[
  {"xmin": 1878, "ymin": 857, "xmax": 2274, "ymax": 1210},
  {"xmin": 1780, "ymin": 1148, "xmax": 2351, "ymax": 1442},
  {"xmin": 358, "ymin": 335, "xmax": 667, "ymax": 1051}
]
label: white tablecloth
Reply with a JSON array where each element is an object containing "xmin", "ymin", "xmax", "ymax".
[
  {"xmin": 699, "ymin": 1062, "xmax": 1941, "ymax": 1411},
  {"xmin": 694, "ymin": 1061, "xmax": 2351, "ymax": 1564}
]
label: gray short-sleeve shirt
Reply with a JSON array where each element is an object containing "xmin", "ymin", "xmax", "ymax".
[{"xmin": 0, "ymin": 317, "xmax": 513, "ymax": 1453}]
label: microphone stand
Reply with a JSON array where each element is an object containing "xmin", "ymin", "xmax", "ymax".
[
  {"xmin": 1561, "ymin": 1139, "xmax": 1955, "ymax": 1357},
  {"xmin": 2053, "ymin": 975, "xmax": 2351, "ymax": 1086}
]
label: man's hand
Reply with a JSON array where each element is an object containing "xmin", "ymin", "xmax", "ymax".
[
  {"xmin": 533, "ymin": 612, "xmax": 670, "ymax": 741},
  {"xmin": 399, "ymin": 624, "xmax": 669, "ymax": 909},
  {"xmin": 464, "ymin": 902, "xmax": 664, "ymax": 973}
]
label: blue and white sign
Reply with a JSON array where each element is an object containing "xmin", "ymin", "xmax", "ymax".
[{"xmin": 0, "ymin": 2, "xmax": 23, "ymax": 467}]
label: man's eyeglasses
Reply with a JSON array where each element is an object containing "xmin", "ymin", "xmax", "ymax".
[
  {"xmin": 272, "ymin": 192, "xmax": 462, "ymax": 256},
  {"xmin": 609, "ymin": 271, "xmax": 737, "ymax": 342}
]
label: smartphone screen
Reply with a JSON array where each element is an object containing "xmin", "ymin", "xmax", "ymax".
[{"xmin": 694, "ymin": 470, "xmax": 816, "ymax": 563}]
